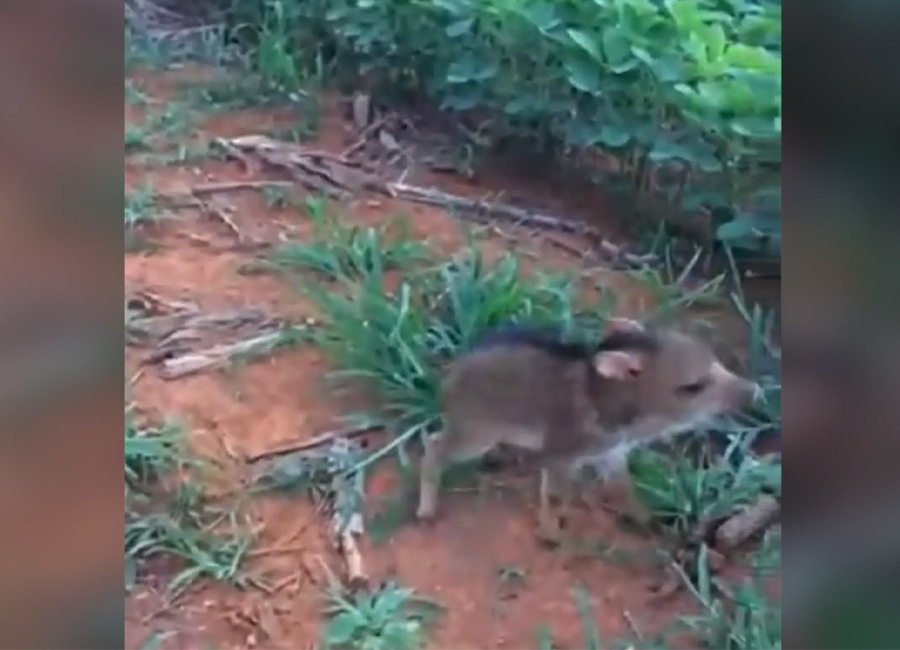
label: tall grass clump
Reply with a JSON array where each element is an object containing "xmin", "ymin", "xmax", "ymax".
[
  {"xmin": 301, "ymin": 235, "xmax": 612, "ymax": 470},
  {"xmin": 258, "ymin": 200, "xmax": 431, "ymax": 281},
  {"xmin": 125, "ymin": 400, "xmax": 251, "ymax": 594}
]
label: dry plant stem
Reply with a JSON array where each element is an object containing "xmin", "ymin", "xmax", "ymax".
[
  {"xmin": 191, "ymin": 180, "xmax": 294, "ymax": 194},
  {"xmin": 160, "ymin": 329, "xmax": 286, "ymax": 379},
  {"xmin": 390, "ymin": 182, "xmax": 593, "ymax": 235},
  {"xmin": 339, "ymin": 529, "xmax": 368, "ymax": 589},
  {"xmin": 342, "ymin": 114, "xmax": 393, "ymax": 158},
  {"xmin": 714, "ymin": 494, "xmax": 780, "ymax": 550},
  {"xmin": 245, "ymin": 423, "xmax": 385, "ymax": 463},
  {"xmin": 390, "ymin": 182, "xmax": 655, "ymax": 268},
  {"xmin": 200, "ymin": 201, "xmax": 243, "ymax": 241},
  {"xmin": 213, "ymin": 137, "xmax": 257, "ymax": 173}
]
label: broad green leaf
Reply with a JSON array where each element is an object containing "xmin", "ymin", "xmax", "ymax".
[
  {"xmin": 564, "ymin": 57, "xmax": 603, "ymax": 94},
  {"xmin": 666, "ymin": 0, "xmax": 702, "ymax": 31},
  {"xmin": 325, "ymin": 611, "xmax": 361, "ymax": 645},
  {"xmin": 633, "ymin": 47, "xmax": 682, "ymax": 82},
  {"xmin": 703, "ymin": 23, "xmax": 727, "ymax": 60},
  {"xmin": 724, "ymin": 43, "xmax": 780, "ymax": 74},
  {"xmin": 696, "ymin": 81, "xmax": 728, "ymax": 110},
  {"xmin": 716, "ymin": 217, "xmax": 757, "ymax": 242},
  {"xmin": 431, "ymin": 0, "xmax": 470, "ymax": 16},
  {"xmin": 689, "ymin": 31, "xmax": 709, "ymax": 61},
  {"xmin": 597, "ymin": 124, "xmax": 631, "ymax": 148},
  {"xmin": 567, "ymin": 29, "xmax": 603, "ymax": 62},
  {"xmin": 519, "ymin": 2, "xmax": 560, "ymax": 31},
  {"xmin": 602, "ymin": 26, "xmax": 631, "ymax": 64},
  {"xmin": 729, "ymin": 117, "xmax": 779, "ymax": 139},
  {"xmin": 648, "ymin": 138, "xmax": 690, "ymax": 162},
  {"xmin": 446, "ymin": 57, "xmax": 497, "ymax": 83},
  {"xmin": 504, "ymin": 95, "xmax": 535, "ymax": 115},
  {"xmin": 445, "ymin": 18, "xmax": 473, "ymax": 37}
]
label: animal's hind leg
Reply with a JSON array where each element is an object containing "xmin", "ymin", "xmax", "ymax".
[
  {"xmin": 416, "ymin": 429, "xmax": 494, "ymax": 520},
  {"xmin": 416, "ymin": 431, "xmax": 445, "ymax": 520}
]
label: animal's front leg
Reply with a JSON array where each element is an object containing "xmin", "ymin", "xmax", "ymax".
[
  {"xmin": 595, "ymin": 450, "xmax": 653, "ymax": 529},
  {"xmin": 536, "ymin": 464, "xmax": 571, "ymax": 546},
  {"xmin": 416, "ymin": 432, "xmax": 445, "ymax": 520}
]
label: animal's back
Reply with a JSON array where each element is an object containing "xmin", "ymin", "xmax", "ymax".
[{"xmin": 442, "ymin": 325, "xmax": 591, "ymax": 436}]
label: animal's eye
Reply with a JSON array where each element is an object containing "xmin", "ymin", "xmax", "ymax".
[{"xmin": 677, "ymin": 380, "xmax": 708, "ymax": 396}]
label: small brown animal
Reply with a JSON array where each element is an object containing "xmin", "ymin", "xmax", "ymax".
[{"xmin": 416, "ymin": 317, "xmax": 759, "ymax": 543}]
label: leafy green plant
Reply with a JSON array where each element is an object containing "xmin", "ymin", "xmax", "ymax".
[
  {"xmin": 322, "ymin": 580, "xmax": 442, "ymax": 650},
  {"xmin": 216, "ymin": 0, "xmax": 781, "ymax": 256}
]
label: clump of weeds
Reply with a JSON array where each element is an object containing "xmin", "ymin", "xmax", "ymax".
[{"xmin": 125, "ymin": 399, "xmax": 252, "ymax": 596}]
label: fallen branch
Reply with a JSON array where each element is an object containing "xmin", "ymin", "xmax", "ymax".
[
  {"xmin": 191, "ymin": 180, "xmax": 294, "ymax": 195},
  {"xmin": 226, "ymin": 135, "xmax": 391, "ymax": 199},
  {"xmin": 390, "ymin": 182, "xmax": 655, "ymax": 268},
  {"xmin": 246, "ymin": 423, "xmax": 385, "ymax": 463},
  {"xmin": 128, "ymin": 307, "xmax": 275, "ymax": 347},
  {"xmin": 342, "ymin": 114, "xmax": 392, "ymax": 159},
  {"xmin": 714, "ymin": 494, "xmax": 780, "ymax": 551},
  {"xmin": 159, "ymin": 328, "xmax": 289, "ymax": 379},
  {"xmin": 390, "ymin": 182, "xmax": 594, "ymax": 234}
]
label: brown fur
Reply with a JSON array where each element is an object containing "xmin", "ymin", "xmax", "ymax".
[{"xmin": 416, "ymin": 317, "xmax": 758, "ymax": 543}]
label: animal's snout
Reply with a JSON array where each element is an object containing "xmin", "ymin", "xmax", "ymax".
[
  {"xmin": 711, "ymin": 362, "xmax": 758, "ymax": 410},
  {"xmin": 726, "ymin": 376, "xmax": 760, "ymax": 409}
]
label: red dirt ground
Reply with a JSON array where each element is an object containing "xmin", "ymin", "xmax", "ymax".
[{"xmin": 124, "ymin": 66, "xmax": 756, "ymax": 650}]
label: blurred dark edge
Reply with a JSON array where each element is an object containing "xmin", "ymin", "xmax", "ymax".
[
  {"xmin": 784, "ymin": 1, "xmax": 900, "ymax": 648},
  {"xmin": 0, "ymin": 1, "xmax": 124, "ymax": 649}
]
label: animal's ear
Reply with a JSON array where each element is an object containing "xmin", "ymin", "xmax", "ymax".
[
  {"xmin": 593, "ymin": 349, "xmax": 644, "ymax": 379},
  {"xmin": 605, "ymin": 317, "xmax": 645, "ymax": 335}
]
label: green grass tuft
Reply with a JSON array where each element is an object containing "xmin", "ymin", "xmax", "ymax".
[
  {"xmin": 125, "ymin": 400, "xmax": 251, "ymax": 596},
  {"xmin": 321, "ymin": 580, "xmax": 443, "ymax": 650}
]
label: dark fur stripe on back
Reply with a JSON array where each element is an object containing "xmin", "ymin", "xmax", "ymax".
[
  {"xmin": 470, "ymin": 322, "xmax": 659, "ymax": 360},
  {"xmin": 595, "ymin": 328, "xmax": 660, "ymax": 354},
  {"xmin": 470, "ymin": 324, "xmax": 590, "ymax": 360}
]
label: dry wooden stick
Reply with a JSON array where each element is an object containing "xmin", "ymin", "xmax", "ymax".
[
  {"xmin": 191, "ymin": 180, "xmax": 294, "ymax": 195},
  {"xmin": 245, "ymin": 423, "xmax": 384, "ymax": 463},
  {"xmin": 715, "ymin": 494, "xmax": 780, "ymax": 550},
  {"xmin": 342, "ymin": 114, "xmax": 392, "ymax": 159},
  {"xmin": 159, "ymin": 329, "xmax": 287, "ymax": 379},
  {"xmin": 339, "ymin": 528, "xmax": 368, "ymax": 590},
  {"xmin": 391, "ymin": 182, "xmax": 656, "ymax": 268},
  {"xmin": 201, "ymin": 201, "xmax": 244, "ymax": 241},
  {"xmin": 390, "ymin": 182, "xmax": 596, "ymax": 235},
  {"xmin": 213, "ymin": 136, "xmax": 257, "ymax": 173}
]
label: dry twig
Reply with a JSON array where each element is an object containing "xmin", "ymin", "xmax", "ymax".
[
  {"xmin": 389, "ymin": 182, "xmax": 655, "ymax": 268},
  {"xmin": 159, "ymin": 328, "xmax": 289, "ymax": 379},
  {"xmin": 246, "ymin": 423, "xmax": 384, "ymax": 463}
]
